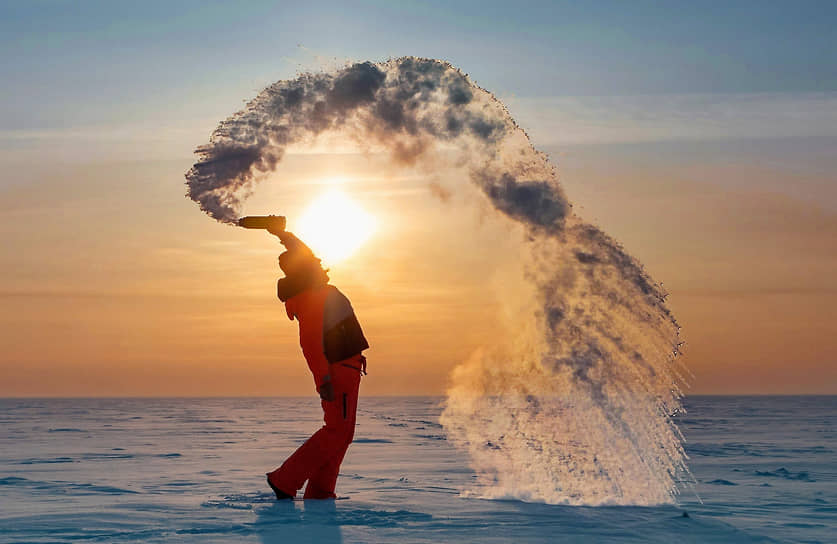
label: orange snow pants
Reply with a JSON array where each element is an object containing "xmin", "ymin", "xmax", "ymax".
[{"xmin": 268, "ymin": 362, "xmax": 361, "ymax": 499}]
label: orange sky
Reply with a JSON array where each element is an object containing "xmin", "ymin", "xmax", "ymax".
[
  {"xmin": 3, "ymin": 0, "xmax": 837, "ymax": 397},
  {"xmin": 557, "ymin": 155, "xmax": 837, "ymax": 395},
  {"xmin": 1, "ymin": 143, "xmax": 835, "ymax": 396}
]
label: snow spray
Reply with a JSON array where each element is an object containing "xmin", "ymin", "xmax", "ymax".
[{"xmin": 186, "ymin": 57, "xmax": 690, "ymax": 505}]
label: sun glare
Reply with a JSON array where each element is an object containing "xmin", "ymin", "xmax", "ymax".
[{"xmin": 295, "ymin": 189, "xmax": 377, "ymax": 264}]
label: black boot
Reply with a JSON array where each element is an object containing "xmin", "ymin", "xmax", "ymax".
[{"xmin": 266, "ymin": 474, "xmax": 293, "ymax": 500}]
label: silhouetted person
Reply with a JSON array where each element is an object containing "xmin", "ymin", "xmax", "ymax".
[{"xmin": 265, "ymin": 229, "xmax": 368, "ymax": 500}]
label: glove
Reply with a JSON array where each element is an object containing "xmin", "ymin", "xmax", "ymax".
[
  {"xmin": 318, "ymin": 378, "xmax": 335, "ymax": 402},
  {"xmin": 276, "ymin": 230, "xmax": 303, "ymax": 249},
  {"xmin": 266, "ymin": 223, "xmax": 286, "ymax": 238}
]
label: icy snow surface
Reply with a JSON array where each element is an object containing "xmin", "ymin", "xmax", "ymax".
[{"xmin": 1, "ymin": 396, "xmax": 834, "ymax": 543}]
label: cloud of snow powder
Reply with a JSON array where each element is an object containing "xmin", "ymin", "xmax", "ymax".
[{"xmin": 186, "ymin": 57, "xmax": 690, "ymax": 505}]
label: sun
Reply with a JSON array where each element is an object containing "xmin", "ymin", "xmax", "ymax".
[{"xmin": 295, "ymin": 189, "xmax": 377, "ymax": 264}]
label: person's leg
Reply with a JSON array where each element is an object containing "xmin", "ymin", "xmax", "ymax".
[
  {"xmin": 303, "ymin": 366, "xmax": 360, "ymax": 499},
  {"xmin": 301, "ymin": 439, "xmax": 349, "ymax": 499},
  {"xmin": 268, "ymin": 366, "xmax": 360, "ymax": 497},
  {"xmin": 268, "ymin": 397, "xmax": 348, "ymax": 496}
]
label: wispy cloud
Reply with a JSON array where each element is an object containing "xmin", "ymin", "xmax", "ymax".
[
  {"xmin": 506, "ymin": 92, "xmax": 837, "ymax": 146},
  {"xmin": 0, "ymin": 119, "xmax": 217, "ymax": 163}
]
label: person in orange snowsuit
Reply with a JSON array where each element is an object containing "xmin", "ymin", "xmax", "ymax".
[{"xmin": 265, "ymin": 229, "xmax": 368, "ymax": 500}]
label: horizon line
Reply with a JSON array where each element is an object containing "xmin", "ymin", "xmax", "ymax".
[{"xmin": 2, "ymin": 394, "xmax": 836, "ymax": 400}]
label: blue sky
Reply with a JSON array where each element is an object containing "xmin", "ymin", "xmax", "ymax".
[{"xmin": 2, "ymin": 0, "xmax": 835, "ymax": 131}]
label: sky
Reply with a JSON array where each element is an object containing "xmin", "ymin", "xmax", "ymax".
[{"xmin": 1, "ymin": 0, "xmax": 836, "ymax": 396}]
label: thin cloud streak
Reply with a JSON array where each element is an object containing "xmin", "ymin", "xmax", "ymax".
[
  {"xmin": 508, "ymin": 92, "xmax": 837, "ymax": 146},
  {"xmin": 5, "ymin": 92, "xmax": 834, "ymax": 161}
]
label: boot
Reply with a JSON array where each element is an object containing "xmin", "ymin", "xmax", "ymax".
[{"xmin": 266, "ymin": 473, "xmax": 293, "ymax": 500}]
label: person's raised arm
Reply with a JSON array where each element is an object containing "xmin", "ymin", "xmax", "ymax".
[{"xmin": 268, "ymin": 227, "xmax": 314, "ymax": 255}]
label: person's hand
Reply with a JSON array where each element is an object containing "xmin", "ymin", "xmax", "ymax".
[
  {"xmin": 318, "ymin": 378, "xmax": 335, "ymax": 402},
  {"xmin": 275, "ymin": 230, "xmax": 302, "ymax": 249},
  {"xmin": 266, "ymin": 224, "xmax": 286, "ymax": 238}
]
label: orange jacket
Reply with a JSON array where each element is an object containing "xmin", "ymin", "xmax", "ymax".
[{"xmin": 284, "ymin": 284, "xmax": 369, "ymax": 389}]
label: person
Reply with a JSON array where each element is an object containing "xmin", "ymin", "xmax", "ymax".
[{"xmin": 265, "ymin": 228, "xmax": 369, "ymax": 500}]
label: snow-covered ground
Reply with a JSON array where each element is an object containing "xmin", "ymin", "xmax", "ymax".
[{"xmin": 0, "ymin": 396, "xmax": 834, "ymax": 543}]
